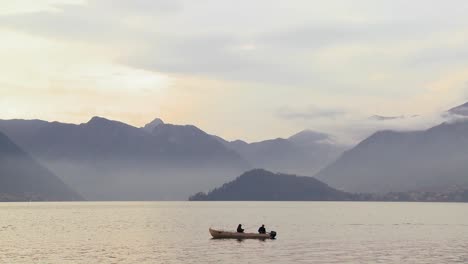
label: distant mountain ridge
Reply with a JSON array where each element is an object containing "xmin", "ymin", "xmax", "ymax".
[
  {"xmin": 0, "ymin": 131, "xmax": 82, "ymax": 201},
  {"xmin": 217, "ymin": 130, "xmax": 346, "ymax": 176},
  {"xmin": 189, "ymin": 169, "xmax": 353, "ymax": 201}
]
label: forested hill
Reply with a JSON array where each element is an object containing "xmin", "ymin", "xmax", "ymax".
[{"xmin": 189, "ymin": 169, "xmax": 353, "ymax": 201}]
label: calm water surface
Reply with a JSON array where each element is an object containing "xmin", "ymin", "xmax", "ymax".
[{"xmin": 0, "ymin": 202, "xmax": 467, "ymax": 263}]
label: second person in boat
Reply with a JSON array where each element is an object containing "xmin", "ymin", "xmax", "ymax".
[{"xmin": 258, "ymin": 224, "xmax": 266, "ymax": 234}]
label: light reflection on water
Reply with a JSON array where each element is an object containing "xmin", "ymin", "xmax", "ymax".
[{"xmin": 0, "ymin": 202, "xmax": 467, "ymax": 263}]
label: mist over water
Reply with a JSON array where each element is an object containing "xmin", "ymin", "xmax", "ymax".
[{"xmin": 0, "ymin": 202, "xmax": 466, "ymax": 263}]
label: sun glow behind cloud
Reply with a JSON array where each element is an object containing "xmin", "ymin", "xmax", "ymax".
[{"xmin": 0, "ymin": 25, "xmax": 170, "ymax": 126}]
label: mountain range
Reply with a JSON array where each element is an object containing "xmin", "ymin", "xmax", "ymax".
[
  {"xmin": 0, "ymin": 117, "xmax": 341, "ymax": 200},
  {"xmin": 2, "ymin": 101, "xmax": 468, "ymax": 201},
  {"xmin": 0, "ymin": 117, "xmax": 248, "ymax": 200}
]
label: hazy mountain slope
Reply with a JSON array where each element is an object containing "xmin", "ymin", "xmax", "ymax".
[
  {"xmin": 315, "ymin": 120, "xmax": 468, "ymax": 193},
  {"xmin": 0, "ymin": 117, "xmax": 249, "ymax": 200},
  {"xmin": 189, "ymin": 169, "xmax": 353, "ymax": 201},
  {"xmin": 221, "ymin": 130, "xmax": 345, "ymax": 176},
  {"xmin": 0, "ymin": 131, "xmax": 82, "ymax": 201}
]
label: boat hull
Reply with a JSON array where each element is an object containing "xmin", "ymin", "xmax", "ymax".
[{"xmin": 209, "ymin": 228, "xmax": 276, "ymax": 239}]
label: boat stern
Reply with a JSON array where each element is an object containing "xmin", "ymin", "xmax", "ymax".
[{"xmin": 269, "ymin": 231, "xmax": 277, "ymax": 239}]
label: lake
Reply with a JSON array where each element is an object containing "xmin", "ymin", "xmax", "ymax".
[{"xmin": 0, "ymin": 202, "xmax": 467, "ymax": 263}]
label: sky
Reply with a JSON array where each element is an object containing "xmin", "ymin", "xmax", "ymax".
[{"xmin": 1, "ymin": 0, "xmax": 468, "ymax": 143}]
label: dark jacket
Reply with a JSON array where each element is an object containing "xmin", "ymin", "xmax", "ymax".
[
  {"xmin": 258, "ymin": 226, "xmax": 266, "ymax": 234},
  {"xmin": 237, "ymin": 225, "xmax": 244, "ymax": 233}
]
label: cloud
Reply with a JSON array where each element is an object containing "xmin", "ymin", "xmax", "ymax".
[
  {"xmin": 369, "ymin": 115, "xmax": 406, "ymax": 121},
  {"xmin": 0, "ymin": 0, "xmax": 180, "ymax": 43},
  {"xmin": 2, "ymin": 0, "xmax": 468, "ymax": 89},
  {"xmin": 90, "ymin": 0, "xmax": 180, "ymax": 15},
  {"xmin": 277, "ymin": 106, "xmax": 345, "ymax": 120},
  {"xmin": 0, "ymin": 0, "xmax": 84, "ymax": 15}
]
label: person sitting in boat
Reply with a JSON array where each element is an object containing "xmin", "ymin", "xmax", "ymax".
[
  {"xmin": 258, "ymin": 224, "xmax": 266, "ymax": 234},
  {"xmin": 237, "ymin": 224, "xmax": 244, "ymax": 233}
]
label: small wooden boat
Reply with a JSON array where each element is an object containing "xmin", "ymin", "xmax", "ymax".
[{"xmin": 209, "ymin": 228, "xmax": 277, "ymax": 239}]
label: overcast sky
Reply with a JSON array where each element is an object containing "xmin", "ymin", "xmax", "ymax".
[{"xmin": 1, "ymin": 0, "xmax": 468, "ymax": 142}]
